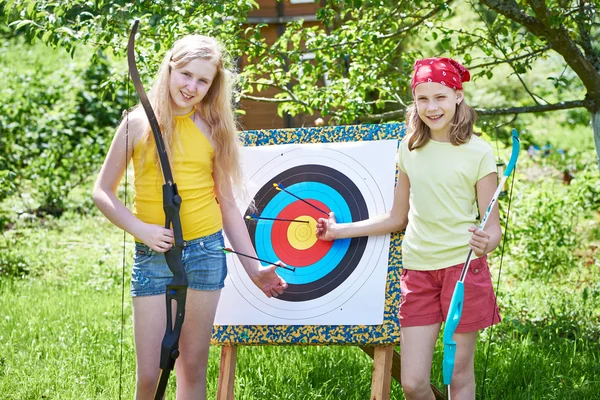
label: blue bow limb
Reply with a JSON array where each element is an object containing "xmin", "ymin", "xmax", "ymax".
[
  {"xmin": 443, "ymin": 280, "xmax": 464, "ymax": 385},
  {"xmin": 505, "ymin": 129, "xmax": 520, "ymax": 177}
]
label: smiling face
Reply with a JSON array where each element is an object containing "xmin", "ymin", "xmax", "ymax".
[
  {"xmin": 169, "ymin": 58, "xmax": 218, "ymax": 115},
  {"xmin": 414, "ymin": 82, "xmax": 464, "ymax": 140}
]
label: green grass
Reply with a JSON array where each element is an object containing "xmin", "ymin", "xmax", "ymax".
[
  {"xmin": 1, "ymin": 203, "xmax": 599, "ymax": 399},
  {"xmin": 2, "ymin": 139, "xmax": 600, "ymax": 400}
]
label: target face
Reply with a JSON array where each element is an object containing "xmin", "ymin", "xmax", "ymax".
[
  {"xmin": 215, "ymin": 141, "xmax": 398, "ymax": 325},
  {"xmin": 250, "ymin": 165, "xmax": 368, "ymax": 301}
]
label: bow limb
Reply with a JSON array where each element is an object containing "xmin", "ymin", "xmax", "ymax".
[
  {"xmin": 442, "ymin": 129, "xmax": 521, "ymax": 392},
  {"xmin": 127, "ymin": 20, "xmax": 188, "ymax": 400}
]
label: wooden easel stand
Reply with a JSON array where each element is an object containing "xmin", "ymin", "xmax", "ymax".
[{"xmin": 217, "ymin": 345, "xmax": 445, "ymax": 400}]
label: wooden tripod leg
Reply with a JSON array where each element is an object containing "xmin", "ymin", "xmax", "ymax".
[
  {"xmin": 217, "ymin": 345, "xmax": 237, "ymax": 400},
  {"xmin": 361, "ymin": 346, "xmax": 446, "ymax": 400},
  {"xmin": 370, "ymin": 345, "xmax": 393, "ymax": 400}
]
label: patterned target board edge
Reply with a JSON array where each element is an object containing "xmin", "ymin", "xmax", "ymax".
[{"xmin": 211, "ymin": 123, "xmax": 405, "ymax": 345}]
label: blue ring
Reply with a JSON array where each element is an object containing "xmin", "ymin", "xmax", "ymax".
[{"xmin": 256, "ymin": 182, "xmax": 351, "ymax": 284}]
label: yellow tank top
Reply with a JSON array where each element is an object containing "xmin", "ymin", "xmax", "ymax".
[{"xmin": 132, "ymin": 109, "xmax": 222, "ymax": 240}]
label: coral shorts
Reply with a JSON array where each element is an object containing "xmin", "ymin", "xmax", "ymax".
[{"xmin": 399, "ymin": 255, "xmax": 501, "ymax": 333}]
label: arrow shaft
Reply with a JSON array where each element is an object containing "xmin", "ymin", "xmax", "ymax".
[{"xmin": 225, "ymin": 249, "xmax": 296, "ymax": 272}]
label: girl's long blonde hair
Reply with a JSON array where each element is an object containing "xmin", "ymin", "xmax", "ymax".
[
  {"xmin": 135, "ymin": 34, "xmax": 242, "ymax": 197},
  {"xmin": 405, "ymin": 96, "xmax": 478, "ymax": 151}
]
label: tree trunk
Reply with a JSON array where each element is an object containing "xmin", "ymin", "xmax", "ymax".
[{"xmin": 593, "ymin": 109, "xmax": 600, "ymax": 172}]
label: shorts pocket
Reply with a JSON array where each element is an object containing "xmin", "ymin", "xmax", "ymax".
[
  {"xmin": 468, "ymin": 256, "xmax": 491, "ymax": 278},
  {"xmin": 133, "ymin": 243, "xmax": 155, "ymax": 264},
  {"xmin": 200, "ymin": 234, "xmax": 225, "ymax": 255}
]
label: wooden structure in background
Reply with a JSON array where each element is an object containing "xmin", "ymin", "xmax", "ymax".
[{"xmin": 239, "ymin": 0, "xmax": 322, "ymax": 130}]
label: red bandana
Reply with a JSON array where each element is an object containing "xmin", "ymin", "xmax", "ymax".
[{"xmin": 411, "ymin": 57, "xmax": 470, "ymax": 92}]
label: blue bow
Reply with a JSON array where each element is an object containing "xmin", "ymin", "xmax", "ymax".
[{"xmin": 442, "ymin": 129, "xmax": 520, "ymax": 394}]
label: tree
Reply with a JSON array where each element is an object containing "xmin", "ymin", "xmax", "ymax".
[
  {"xmin": 2, "ymin": 0, "xmax": 599, "ymax": 169},
  {"xmin": 471, "ymin": 0, "xmax": 600, "ymax": 168}
]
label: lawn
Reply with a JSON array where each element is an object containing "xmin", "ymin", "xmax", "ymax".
[{"xmin": 1, "ymin": 161, "xmax": 598, "ymax": 399}]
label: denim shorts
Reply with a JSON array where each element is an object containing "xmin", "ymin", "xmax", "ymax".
[{"xmin": 131, "ymin": 230, "xmax": 228, "ymax": 297}]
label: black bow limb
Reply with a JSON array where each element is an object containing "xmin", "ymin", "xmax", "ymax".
[{"xmin": 127, "ymin": 20, "xmax": 188, "ymax": 400}]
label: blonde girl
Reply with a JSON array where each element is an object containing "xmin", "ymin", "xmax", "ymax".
[{"xmin": 93, "ymin": 35, "xmax": 287, "ymax": 399}]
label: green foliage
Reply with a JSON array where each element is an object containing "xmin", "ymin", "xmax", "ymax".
[
  {"xmin": 503, "ymin": 155, "xmax": 599, "ymax": 278},
  {"xmin": 2, "ymin": 0, "xmax": 599, "ymax": 169},
  {"xmin": 482, "ymin": 113, "xmax": 599, "ymax": 280},
  {"xmin": 2, "ymin": 0, "xmax": 598, "ymax": 126},
  {"xmin": 2, "ymin": 0, "xmax": 454, "ymax": 124},
  {"xmin": 506, "ymin": 183, "xmax": 578, "ymax": 276},
  {"xmin": 1, "ymin": 191, "xmax": 599, "ymax": 398},
  {"xmin": 240, "ymin": 1, "xmax": 452, "ymax": 123},
  {"xmin": 0, "ymin": 232, "xmax": 30, "ymax": 278},
  {"xmin": 0, "ymin": 39, "xmax": 126, "ymax": 216},
  {"xmin": 483, "ymin": 263, "xmax": 600, "ymax": 398},
  {"xmin": 0, "ymin": 168, "xmax": 16, "ymax": 207},
  {"xmin": 505, "ymin": 286, "xmax": 600, "ymax": 343}
]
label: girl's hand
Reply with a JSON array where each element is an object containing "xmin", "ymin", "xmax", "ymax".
[
  {"xmin": 250, "ymin": 264, "xmax": 288, "ymax": 298},
  {"xmin": 315, "ymin": 212, "xmax": 337, "ymax": 241},
  {"xmin": 138, "ymin": 223, "xmax": 174, "ymax": 253},
  {"xmin": 468, "ymin": 225, "xmax": 490, "ymax": 257}
]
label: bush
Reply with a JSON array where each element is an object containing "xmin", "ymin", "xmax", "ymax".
[
  {"xmin": 501, "ymin": 152, "xmax": 600, "ymax": 278},
  {"xmin": 0, "ymin": 230, "xmax": 30, "ymax": 278},
  {"xmin": 0, "ymin": 39, "xmax": 127, "ymax": 218}
]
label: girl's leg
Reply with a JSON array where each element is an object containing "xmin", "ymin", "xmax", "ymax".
[
  {"xmin": 400, "ymin": 323, "xmax": 441, "ymax": 400},
  {"xmin": 448, "ymin": 330, "xmax": 478, "ymax": 400},
  {"xmin": 175, "ymin": 289, "xmax": 221, "ymax": 400},
  {"xmin": 132, "ymin": 295, "xmax": 168, "ymax": 400}
]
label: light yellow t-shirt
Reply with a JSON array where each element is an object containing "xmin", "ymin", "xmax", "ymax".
[
  {"xmin": 398, "ymin": 135, "xmax": 496, "ymax": 270},
  {"xmin": 132, "ymin": 109, "xmax": 222, "ymax": 241}
]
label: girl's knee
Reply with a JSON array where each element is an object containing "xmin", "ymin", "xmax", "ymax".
[
  {"xmin": 401, "ymin": 375, "xmax": 432, "ymax": 398},
  {"xmin": 450, "ymin": 369, "xmax": 475, "ymax": 391},
  {"xmin": 452, "ymin": 358, "xmax": 475, "ymax": 385},
  {"xmin": 176, "ymin": 357, "xmax": 208, "ymax": 386},
  {"xmin": 136, "ymin": 368, "xmax": 160, "ymax": 395}
]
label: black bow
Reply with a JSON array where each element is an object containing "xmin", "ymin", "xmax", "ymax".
[{"xmin": 127, "ymin": 20, "xmax": 188, "ymax": 400}]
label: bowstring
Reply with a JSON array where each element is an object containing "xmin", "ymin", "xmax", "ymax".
[
  {"xmin": 479, "ymin": 154, "xmax": 517, "ymax": 399},
  {"xmin": 119, "ymin": 71, "xmax": 130, "ymax": 400}
]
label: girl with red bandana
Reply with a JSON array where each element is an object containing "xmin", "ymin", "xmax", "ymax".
[{"xmin": 316, "ymin": 57, "xmax": 501, "ymax": 400}]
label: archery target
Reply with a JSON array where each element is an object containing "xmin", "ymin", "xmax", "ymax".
[
  {"xmin": 216, "ymin": 140, "xmax": 398, "ymax": 325},
  {"xmin": 250, "ymin": 166, "xmax": 368, "ymax": 301}
]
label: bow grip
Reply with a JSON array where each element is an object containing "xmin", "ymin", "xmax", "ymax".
[
  {"xmin": 162, "ymin": 183, "xmax": 184, "ymax": 244},
  {"xmin": 443, "ymin": 281, "xmax": 464, "ymax": 385}
]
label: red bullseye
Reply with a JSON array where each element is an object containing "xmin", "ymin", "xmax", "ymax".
[{"xmin": 271, "ymin": 199, "xmax": 332, "ymax": 266}]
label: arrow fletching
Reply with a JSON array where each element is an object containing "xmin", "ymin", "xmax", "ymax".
[{"xmin": 220, "ymin": 246, "xmax": 233, "ymax": 254}]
